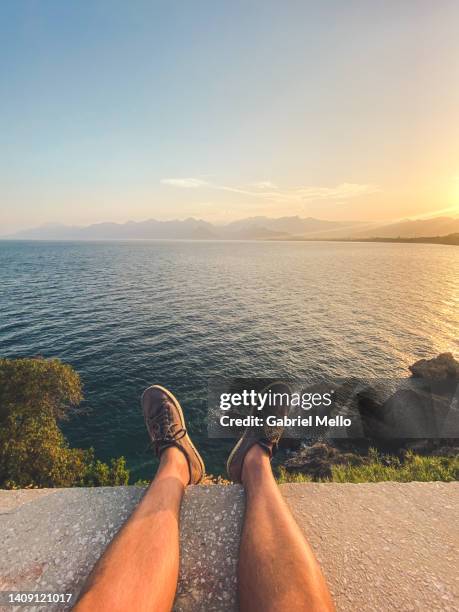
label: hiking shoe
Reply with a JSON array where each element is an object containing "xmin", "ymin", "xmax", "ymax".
[
  {"xmin": 142, "ymin": 384, "xmax": 205, "ymax": 484},
  {"xmin": 226, "ymin": 381, "xmax": 291, "ymax": 483}
]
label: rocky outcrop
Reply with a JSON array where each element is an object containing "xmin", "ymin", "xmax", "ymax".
[
  {"xmin": 283, "ymin": 354, "xmax": 459, "ymax": 476},
  {"xmin": 283, "ymin": 443, "xmax": 366, "ymax": 479},
  {"xmin": 409, "ymin": 352, "xmax": 459, "ymax": 381},
  {"xmin": 357, "ymin": 353, "xmax": 459, "ymax": 442},
  {"xmin": 358, "ymin": 386, "xmax": 448, "ymax": 440}
]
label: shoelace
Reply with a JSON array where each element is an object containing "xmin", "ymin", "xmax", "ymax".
[{"xmin": 147, "ymin": 404, "xmax": 186, "ymax": 444}]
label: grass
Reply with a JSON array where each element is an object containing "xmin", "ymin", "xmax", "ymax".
[
  {"xmin": 133, "ymin": 450, "xmax": 458, "ymax": 486},
  {"xmin": 276, "ymin": 450, "xmax": 459, "ymax": 484}
]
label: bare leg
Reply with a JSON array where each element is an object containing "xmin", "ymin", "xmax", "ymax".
[
  {"xmin": 238, "ymin": 445, "xmax": 335, "ymax": 611},
  {"xmin": 74, "ymin": 447, "xmax": 189, "ymax": 612}
]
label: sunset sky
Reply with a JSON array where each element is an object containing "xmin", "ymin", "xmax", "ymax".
[{"xmin": 1, "ymin": 1, "xmax": 459, "ymax": 233}]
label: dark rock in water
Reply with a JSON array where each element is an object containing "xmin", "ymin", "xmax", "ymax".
[
  {"xmin": 283, "ymin": 442, "xmax": 365, "ymax": 479},
  {"xmin": 373, "ymin": 388, "xmax": 437, "ymax": 438},
  {"xmin": 355, "ymin": 354, "xmax": 459, "ymax": 441},
  {"xmin": 409, "ymin": 352, "xmax": 459, "ymax": 381},
  {"xmin": 281, "ymin": 354, "xmax": 459, "ymax": 475},
  {"xmin": 357, "ymin": 389, "xmax": 395, "ymax": 440},
  {"xmin": 356, "ymin": 386, "xmax": 434, "ymax": 440},
  {"xmin": 359, "ymin": 386, "xmax": 459, "ymax": 441},
  {"xmin": 430, "ymin": 444, "xmax": 459, "ymax": 457}
]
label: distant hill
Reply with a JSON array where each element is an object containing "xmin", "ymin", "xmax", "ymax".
[
  {"xmin": 2, "ymin": 216, "xmax": 348, "ymax": 241},
  {"xmin": 4, "ymin": 218, "xmax": 218, "ymax": 241},
  {"xmin": 3, "ymin": 215, "xmax": 459, "ymax": 242},
  {"xmin": 353, "ymin": 216, "xmax": 459, "ymax": 239},
  {"xmin": 222, "ymin": 215, "xmax": 346, "ymax": 236}
]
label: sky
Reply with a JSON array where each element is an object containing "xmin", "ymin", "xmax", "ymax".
[{"xmin": 1, "ymin": 1, "xmax": 459, "ymax": 233}]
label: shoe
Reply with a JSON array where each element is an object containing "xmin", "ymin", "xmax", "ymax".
[
  {"xmin": 226, "ymin": 382, "xmax": 291, "ymax": 483},
  {"xmin": 142, "ymin": 384, "xmax": 205, "ymax": 484}
]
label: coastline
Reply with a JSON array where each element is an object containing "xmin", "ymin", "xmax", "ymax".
[{"xmin": 272, "ymin": 233, "xmax": 459, "ymax": 246}]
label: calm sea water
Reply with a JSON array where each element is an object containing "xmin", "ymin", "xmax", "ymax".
[{"xmin": 0, "ymin": 240, "xmax": 457, "ymax": 478}]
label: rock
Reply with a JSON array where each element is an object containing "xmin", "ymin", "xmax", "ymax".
[
  {"xmin": 377, "ymin": 388, "xmax": 438, "ymax": 438},
  {"xmin": 356, "ymin": 356, "xmax": 459, "ymax": 441},
  {"xmin": 359, "ymin": 387, "xmax": 459, "ymax": 441},
  {"xmin": 430, "ymin": 444, "xmax": 459, "ymax": 457},
  {"xmin": 283, "ymin": 443, "xmax": 365, "ymax": 479},
  {"xmin": 356, "ymin": 390, "xmax": 394, "ymax": 440},
  {"xmin": 409, "ymin": 352, "xmax": 459, "ymax": 381}
]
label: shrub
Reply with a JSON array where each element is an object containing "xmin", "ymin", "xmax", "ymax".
[
  {"xmin": 84, "ymin": 455, "xmax": 130, "ymax": 487},
  {"xmin": 0, "ymin": 357, "xmax": 129, "ymax": 489}
]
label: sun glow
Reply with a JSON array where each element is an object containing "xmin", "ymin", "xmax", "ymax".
[{"xmin": 453, "ymin": 180, "xmax": 459, "ymax": 212}]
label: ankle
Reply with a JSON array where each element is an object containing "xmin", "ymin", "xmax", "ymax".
[
  {"xmin": 158, "ymin": 446, "xmax": 190, "ymax": 486},
  {"xmin": 241, "ymin": 444, "xmax": 272, "ymax": 484}
]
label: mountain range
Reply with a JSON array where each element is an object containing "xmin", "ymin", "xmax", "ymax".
[{"xmin": 3, "ymin": 215, "xmax": 459, "ymax": 241}]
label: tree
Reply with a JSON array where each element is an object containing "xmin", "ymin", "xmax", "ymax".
[
  {"xmin": 0, "ymin": 357, "xmax": 82, "ymax": 422},
  {"xmin": 0, "ymin": 357, "xmax": 129, "ymax": 488}
]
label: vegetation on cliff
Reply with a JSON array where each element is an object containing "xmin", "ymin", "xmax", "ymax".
[
  {"xmin": 277, "ymin": 449, "xmax": 458, "ymax": 483},
  {"xmin": 1, "ymin": 355, "xmax": 457, "ymax": 488},
  {"xmin": 0, "ymin": 357, "xmax": 129, "ymax": 489}
]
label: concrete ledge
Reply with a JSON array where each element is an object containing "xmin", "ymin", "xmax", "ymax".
[{"xmin": 0, "ymin": 483, "xmax": 458, "ymax": 611}]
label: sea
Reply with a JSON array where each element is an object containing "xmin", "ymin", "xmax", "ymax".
[{"xmin": 0, "ymin": 240, "xmax": 457, "ymax": 478}]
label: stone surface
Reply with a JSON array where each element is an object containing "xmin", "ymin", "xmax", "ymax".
[
  {"xmin": 409, "ymin": 352, "xmax": 459, "ymax": 381},
  {"xmin": 0, "ymin": 483, "xmax": 458, "ymax": 611},
  {"xmin": 283, "ymin": 442, "xmax": 366, "ymax": 478}
]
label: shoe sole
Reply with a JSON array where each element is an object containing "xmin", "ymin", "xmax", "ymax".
[
  {"xmin": 226, "ymin": 426, "xmax": 255, "ymax": 480},
  {"xmin": 142, "ymin": 384, "xmax": 206, "ymax": 484}
]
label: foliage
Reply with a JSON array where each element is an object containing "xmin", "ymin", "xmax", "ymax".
[
  {"xmin": 276, "ymin": 467, "xmax": 313, "ymax": 483},
  {"xmin": 330, "ymin": 449, "xmax": 458, "ymax": 483},
  {"xmin": 83, "ymin": 454, "xmax": 130, "ymax": 487},
  {"xmin": 0, "ymin": 357, "xmax": 83, "ymax": 422},
  {"xmin": 133, "ymin": 479, "xmax": 151, "ymax": 487},
  {"xmin": 0, "ymin": 358, "xmax": 129, "ymax": 489},
  {"xmin": 276, "ymin": 449, "xmax": 458, "ymax": 484}
]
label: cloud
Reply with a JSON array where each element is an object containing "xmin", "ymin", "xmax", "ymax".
[
  {"xmin": 161, "ymin": 177, "xmax": 379, "ymax": 203},
  {"xmin": 250, "ymin": 181, "xmax": 278, "ymax": 189},
  {"xmin": 291, "ymin": 183, "xmax": 379, "ymax": 202},
  {"xmin": 160, "ymin": 178, "xmax": 209, "ymax": 188}
]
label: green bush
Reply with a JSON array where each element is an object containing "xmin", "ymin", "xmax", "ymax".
[
  {"xmin": 0, "ymin": 357, "xmax": 129, "ymax": 489},
  {"xmin": 84, "ymin": 454, "xmax": 130, "ymax": 487},
  {"xmin": 0, "ymin": 357, "xmax": 82, "ymax": 422}
]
